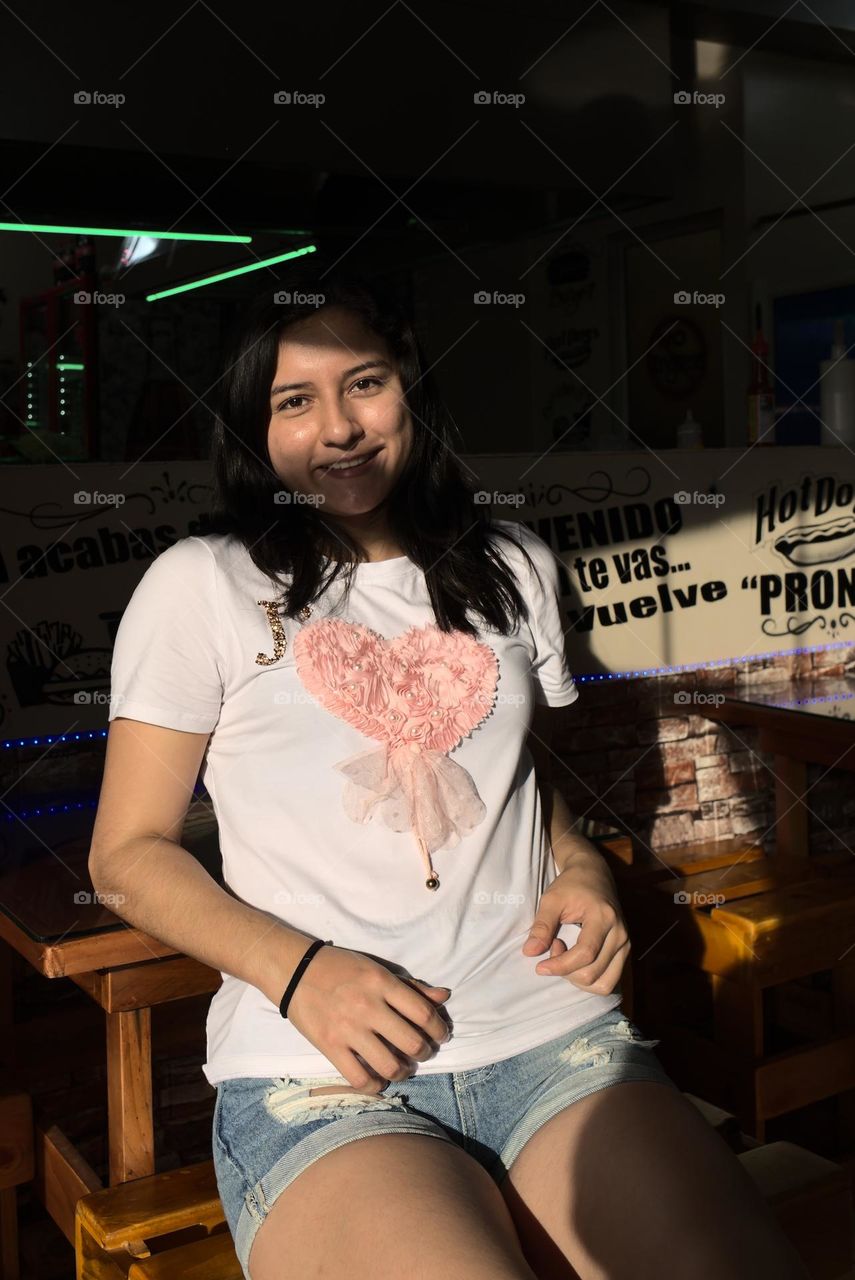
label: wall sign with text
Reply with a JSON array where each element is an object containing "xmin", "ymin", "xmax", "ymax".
[{"xmin": 1, "ymin": 450, "xmax": 853, "ymax": 739}]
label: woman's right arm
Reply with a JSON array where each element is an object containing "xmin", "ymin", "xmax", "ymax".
[
  {"xmin": 89, "ymin": 717, "xmax": 452, "ymax": 1091},
  {"xmin": 89, "ymin": 717, "xmax": 315, "ymax": 1007}
]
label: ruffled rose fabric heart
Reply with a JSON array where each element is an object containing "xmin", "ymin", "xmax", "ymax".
[{"xmin": 293, "ymin": 619, "xmax": 499, "ymax": 890}]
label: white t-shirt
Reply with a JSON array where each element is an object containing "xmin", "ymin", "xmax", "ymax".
[{"xmin": 107, "ymin": 518, "xmax": 621, "ymax": 1084}]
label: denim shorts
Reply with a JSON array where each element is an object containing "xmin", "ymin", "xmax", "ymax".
[{"xmin": 212, "ymin": 1005, "xmax": 677, "ymax": 1279}]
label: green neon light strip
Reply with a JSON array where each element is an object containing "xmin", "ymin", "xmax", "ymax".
[
  {"xmin": 57, "ymin": 362, "xmax": 84, "ymax": 370},
  {"xmin": 0, "ymin": 222, "xmax": 251, "ymax": 243},
  {"xmin": 146, "ymin": 244, "xmax": 317, "ymax": 301}
]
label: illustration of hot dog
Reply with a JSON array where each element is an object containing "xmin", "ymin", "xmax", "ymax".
[{"xmin": 773, "ymin": 513, "xmax": 855, "ymax": 565}]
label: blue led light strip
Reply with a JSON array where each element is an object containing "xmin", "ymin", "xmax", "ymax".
[
  {"xmin": 3, "ymin": 639, "xmax": 852, "ymax": 749},
  {"xmin": 2, "ymin": 798, "xmax": 99, "ymax": 821},
  {"xmin": 2, "ymin": 729, "xmax": 108, "ymax": 750}
]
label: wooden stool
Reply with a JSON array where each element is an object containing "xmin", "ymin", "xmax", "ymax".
[
  {"xmin": 75, "ymin": 1159, "xmax": 240, "ymax": 1280},
  {"xmin": 620, "ymin": 838, "xmax": 855, "ymax": 1140},
  {"xmin": 128, "ymin": 1232, "xmax": 241, "ymax": 1279},
  {"xmin": 597, "ymin": 834, "xmax": 770, "ymax": 1032},
  {"xmin": 684, "ymin": 1092, "xmax": 853, "ymax": 1276},
  {"xmin": 737, "ymin": 1142, "xmax": 854, "ymax": 1279},
  {"xmin": 0, "ymin": 1075, "xmax": 33, "ymax": 1280}
]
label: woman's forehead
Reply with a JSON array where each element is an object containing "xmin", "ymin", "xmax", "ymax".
[{"xmin": 273, "ymin": 313, "xmax": 390, "ymax": 377}]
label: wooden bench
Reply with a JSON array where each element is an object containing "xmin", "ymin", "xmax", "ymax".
[
  {"xmin": 74, "ymin": 1159, "xmax": 239, "ymax": 1280},
  {"xmin": 620, "ymin": 835, "xmax": 855, "ymax": 1139},
  {"xmin": 128, "ymin": 1231, "xmax": 241, "ymax": 1279},
  {"xmin": 737, "ymin": 1142, "xmax": 854, "ymax": 1280},
  {"xmin": 684, "ymin": 1096, "xmax": 853, "ymax": 1276}
]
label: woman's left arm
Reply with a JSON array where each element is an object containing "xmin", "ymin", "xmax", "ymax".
[{"xmin": 521, "ymin": 704, "xmax": 631, "ymax": 996}]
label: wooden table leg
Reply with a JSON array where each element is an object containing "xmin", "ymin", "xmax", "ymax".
[
  {"xmin": 0, "ymin": 1186, "xmax": 20, "ymax": 1280},
  {"xmin": 712, "ymin": 973, "xmax": 764, "ymax": 1140},
  {"xmin": 773, "ymin": 754, "xmax": 809, "ymax": 862},
  {"xmin": 106, "ymin": 1008, "xmax": 153, "ymax": 1185},
  {"xmin": 832, "ymin": 951, "xmax": 855, "ymax": 1150},
  {"xmin": 0, "ymin": 939, "xmax": 14, "ymax": 1075}
]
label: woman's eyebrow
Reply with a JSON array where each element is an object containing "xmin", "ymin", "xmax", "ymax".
[{"xmin": 270, "ymin": 359, "xmax": 392, "ymax": 399}]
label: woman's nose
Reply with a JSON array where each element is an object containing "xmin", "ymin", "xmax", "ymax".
[{"xmin": 319, "ymin": 398, "xmax": 365, "ymax": 444}]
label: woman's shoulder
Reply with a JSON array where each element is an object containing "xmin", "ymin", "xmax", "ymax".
[
  {"xmin": 165, "ymin": 531, "xmax": 252, "ymax": 572},
  {"xmin": 487, "ymin": 517, "xmax": 551, "ymax": 569},
  {"xmin": 177, "ymin": 531, "xmax": 291, "ymax": 596},
  {"xmin": 133, "ymin": 533, "xmax": 247, "ymax": 595}
]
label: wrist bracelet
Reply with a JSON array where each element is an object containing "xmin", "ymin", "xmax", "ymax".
[{"xmin": 279, "ymin": 938, "xmax": 333, "ymax": 1019}]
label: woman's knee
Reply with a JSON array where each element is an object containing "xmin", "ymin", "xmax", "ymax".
[{"xmin": 248, "ymin": 1132, "xmax": 538, "ymax": 1280}]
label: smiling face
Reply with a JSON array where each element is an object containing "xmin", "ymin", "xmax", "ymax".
[{"xmin": 266, "ymin": 305, "xmax": 414, "ymax": 552}]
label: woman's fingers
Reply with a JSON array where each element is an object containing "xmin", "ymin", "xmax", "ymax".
[
  {"xmin": 567, "ymin": 938, "xmax": 631, "ymax": 994},
  {"xmin": 537, "ymin": 922, "xmax": 629, "ymax": 988}
]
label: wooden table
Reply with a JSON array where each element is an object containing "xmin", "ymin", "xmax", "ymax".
[
  {"xmin": 702, "ymin": 676, "xmax": 855, "ymax": 864},
  {"xmin": 0, "ymin": 798, "xmax": 222, "ymax": 1246}
]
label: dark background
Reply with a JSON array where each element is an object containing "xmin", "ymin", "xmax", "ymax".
[{"xmin": 3, "ymin": 0, "xmax": 855, "ymax": 462}]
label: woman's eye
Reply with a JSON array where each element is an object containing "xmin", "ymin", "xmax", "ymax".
[{"xmin": 275, "ymin": 378, "xmax": 384, "ymax": 412}]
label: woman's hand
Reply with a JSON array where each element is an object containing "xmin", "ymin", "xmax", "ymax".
[
  {"xmin": 522, "ymin": 848, "xmax": 630, "ymax": 995},
  {"xmin": 286, "ymin": 945, "xmax": 452, "ymax": 1094}
]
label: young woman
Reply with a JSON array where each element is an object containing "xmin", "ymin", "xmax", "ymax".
[{"xmin": 91, "ymin": 274, "xmax": 808, "ymax": 1280}]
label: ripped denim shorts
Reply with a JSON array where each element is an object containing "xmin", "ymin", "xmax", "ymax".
[{"xmin": 212, "ymin": 1005, "xmax": 678, "ymax": 1279}]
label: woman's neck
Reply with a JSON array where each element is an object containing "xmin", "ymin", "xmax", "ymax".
[{"xmin": 322, "ymin": 515, "xmax": 404, "ymax": 563}]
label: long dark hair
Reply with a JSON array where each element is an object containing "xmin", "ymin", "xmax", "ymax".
[{"xmin": 207, "ymin": 270, "xmax": 542, "ymax": 637}]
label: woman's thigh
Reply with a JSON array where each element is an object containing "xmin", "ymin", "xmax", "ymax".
[
  {"xmin": 213, "ymin": 1071, "xmax": 539, "ymax": 1280},
  {"xmin": 250, "ymin": 1132, "xmax": 537, "ymax": 1280},
  {"xmin": 499, "ymin": 1080, "xmax": 810, "ymax": 1280}
]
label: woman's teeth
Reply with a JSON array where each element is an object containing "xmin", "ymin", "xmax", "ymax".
[{"xmin": 328, "ymin": 453, "xmax": 375, "ymax": 471}]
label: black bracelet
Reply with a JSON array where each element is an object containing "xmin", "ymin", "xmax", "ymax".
[{"xmin": 279, "ymin": 939, "xmax": 333, "ymax": 1019}]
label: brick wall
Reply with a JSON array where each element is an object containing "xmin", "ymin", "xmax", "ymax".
[{"xmin": 553, "ymin": 646, "xmax": 855, "ymax": 854}]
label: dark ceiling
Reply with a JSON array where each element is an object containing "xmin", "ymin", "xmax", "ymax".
[{"xmin": 0, "ymin": 0, "xmax": 851, "ymax": 278}]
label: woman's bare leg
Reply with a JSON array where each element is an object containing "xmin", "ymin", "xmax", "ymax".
[
  {"xmin": 499, "ymin": 1082, "xmax": 810, "ymax": 1280},
  {"xmin": 249, "ymin": 1132, "xmax": 539, "ymax": 1280}
]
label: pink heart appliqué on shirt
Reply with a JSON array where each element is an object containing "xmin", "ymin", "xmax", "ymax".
[{"xmin": 293, "ymin": 619, "xmax": 499, "ymax": 885}]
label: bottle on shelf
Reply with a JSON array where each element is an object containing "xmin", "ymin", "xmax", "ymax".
[
  {"xmin": 819, "ymin": 318, "xmax": 855, "ymax": 446},
  {"xmin": 747, "ymin": 304, "xmax": 775, "ymax": 446},
  {"xmin": 676, "ymin": 408, "xmax": 703, "ymax": 448}
]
